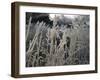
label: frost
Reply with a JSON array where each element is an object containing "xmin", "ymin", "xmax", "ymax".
[{"xmin": 26, "ymin": 14, "xmax": 89, "ymax": 67}]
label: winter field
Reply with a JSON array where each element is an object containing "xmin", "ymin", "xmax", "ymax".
[{"xmin": 25, "ymin": 13, "xmax": 90, "ymax": 67}]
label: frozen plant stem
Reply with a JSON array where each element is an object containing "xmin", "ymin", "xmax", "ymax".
[{"xmin": 26, "ymin": 16, "xmax": 32, "ymax": 41}]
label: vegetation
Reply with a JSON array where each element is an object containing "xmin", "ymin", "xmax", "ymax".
[{"xmin": 26, "ymin": 13, "xmax": 89, "ymax": 67}]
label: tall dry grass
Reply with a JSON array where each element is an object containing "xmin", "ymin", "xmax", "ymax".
[{"xmin": 26, "ymin": 15, "xmax": 89, "ymax": 67}]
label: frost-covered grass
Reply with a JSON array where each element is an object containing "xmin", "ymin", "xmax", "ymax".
[{"xmin": 26, "ymin": 15, "xmax": 89, "ymax": 67}]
